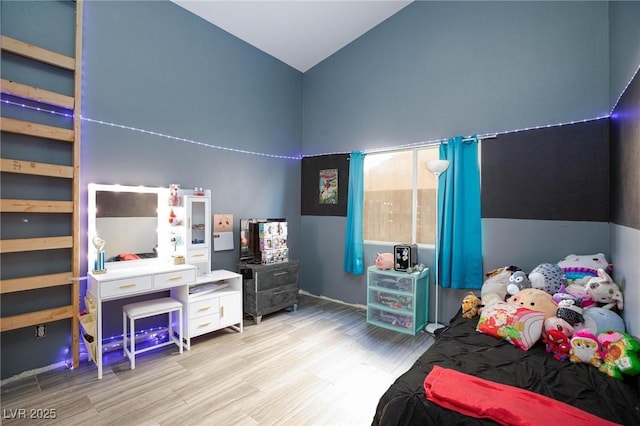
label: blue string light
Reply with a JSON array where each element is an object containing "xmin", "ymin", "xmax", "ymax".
[{"xmin": 4, "ymin": 60, "xmax": 636, "ymax": 161}]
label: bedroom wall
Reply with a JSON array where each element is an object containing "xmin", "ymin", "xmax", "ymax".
[
  {"xmin": 1, "ymin": 0, "xmax": 302, "ymax": 380},
  {"xmin": 300, "ymin": 1, "xmax": 611, "ymax": 319},
  {"xmin": 608, "ymin": 0, "xmax": 640, "ymax": 338},
  {"xmin": 609, "ymin": 71, "xmax": 640, "ymax": 337}
]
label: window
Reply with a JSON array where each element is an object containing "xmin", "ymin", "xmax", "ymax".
[{"xmin": 364, "ymin": 147, "xmax": 440, "ymax": 245}]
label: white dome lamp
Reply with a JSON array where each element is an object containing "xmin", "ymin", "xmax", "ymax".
[{"xmin": 425, "ymin": 159, "xmax": 450, "ymax": 334}]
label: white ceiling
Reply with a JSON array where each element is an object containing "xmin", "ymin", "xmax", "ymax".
[{"xmin": 171, "ymin": 0, "xmax": 413, "ymax": 72}]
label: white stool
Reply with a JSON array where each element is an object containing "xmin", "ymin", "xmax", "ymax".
[{"xmin": 122, "ymin": 297, "xmax": 183, "ymax": 370}]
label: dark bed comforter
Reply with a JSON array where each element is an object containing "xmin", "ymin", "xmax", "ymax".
[{"xmin": 372, "ymin": 311, "xmax": 640, "ymax": 426}]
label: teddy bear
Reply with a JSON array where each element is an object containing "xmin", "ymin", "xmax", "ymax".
[
  {"xmin": 506, "ymin": 288, "xmax": 558, "ymax": 320},
  {"xmin": 528, "ymin": 263, "xmax": 566, "ymax": 295},
  {"xmin": 506, "ymin": 271, "xmax": 531, "ymax": 296},
  {"xmin": 461, "ymin": 292, "xmax": 482, "ymax": 319},
  {"xmin": 569, "ymin": 329, "xmax": 601, "ymax": 367},
  {"xmin": 480, "ymin": 266, "xmax": 521, "ymax": 307},
  {"xmin": 557, "ymin": 253, "xmax": 611, "ymax": 285}
]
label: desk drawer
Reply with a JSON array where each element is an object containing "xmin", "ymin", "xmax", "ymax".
[
  {"xmin": 154, "ymin": 269, "xmax": 196, "ymax": 289},
  {"xmin": 189, "ymin": 297, "xmax": 220, "ymax": 319},
  {"xmin": 100, "ymin": 276, "xmax": 153, "ymax": 298},
  {"xmin": 189, "ymin": 314, "xmax": 220, "ymax": 337}
]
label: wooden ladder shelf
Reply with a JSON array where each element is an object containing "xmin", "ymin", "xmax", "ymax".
[{"xmin": 0, "ymin": 2, "xmax": 83, "ymax": 369}]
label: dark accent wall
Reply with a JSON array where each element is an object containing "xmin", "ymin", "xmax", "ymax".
[
  {"xmin": 481, "ymin": 119, "xmax": 609, "ymax": 221},
  {"xmin": 301, "ymin": 154, "xmax": 349, "ymax": 216},
  {"xmin": 610, "ymin": 72, "xmax": 640, "ymax": 230}
]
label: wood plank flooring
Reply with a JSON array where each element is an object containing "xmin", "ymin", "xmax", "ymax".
[{"xmin": 1, "ymin": 293, "xmax": 434, "ymax": 425}]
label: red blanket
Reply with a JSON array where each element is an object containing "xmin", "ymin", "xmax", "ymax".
[{"xmin": 424, "ymin": 365, "xmax": 620, "ymax": 426}]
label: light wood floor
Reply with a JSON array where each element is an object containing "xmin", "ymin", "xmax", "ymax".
[{"xmin": 1, "ymin": 293, "xmax": 434, "ymax": 425}]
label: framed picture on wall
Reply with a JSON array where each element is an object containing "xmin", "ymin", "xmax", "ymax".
[
  {"xmin": 301, "ymin": 154, "xmax": 349, "ymax": 216},
  {"xmin": 319, "ymin": 169, "xmax": 338, "ymax": 205}
]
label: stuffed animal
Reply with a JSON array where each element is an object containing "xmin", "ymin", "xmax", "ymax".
[
  {"xmin": 543, "ymin": 328, "xmax": 571, "ymax": 361},
  {"xmin": 506, "ymin": 288, "xmax": 558, "ymax": 320},
  {"xmin": 598, "ymin": 332, "xmax": 640, "ymax": 380},
  {"xmin": 461, "ymin": 292, "xmax": 482, "ymax": 319},
  {"xmin": 557, "ymin": 253, "xmax": 611, "ymax": 284},
  {"xmin": 585, "ymin": 269, "xmax": 623, "ymax": 311},
  {"xmin": 608, "ymin": 333, "xmax": 640, "ymax": 376},
  {"xmin": 583, "ymin": 307, "xmax": 626, "ymax": 334},
  {"xmin": 506, "ymin": 271, "xmax": 531, "ymax": 296},
  {"xmin": 528, "ymin": 263, "xmax": 566, "ymax": 295},
  {"xmin": 544, "ymin": 316, "xmax": 574, "ymax": 338},
  {"xmin": 480, "ymin": 266, "xmax": 521, "ymax": 307},
  {"xmin": 556, "ymin": 299, "xmax": 583, "ymax": 326},
  {"xmin": 569, "ymin": 330, "xmax": 601, "ymax": 367},
  {"xmin": 374, "ymin": 253, "xmax": 394, "ymax": 270}
]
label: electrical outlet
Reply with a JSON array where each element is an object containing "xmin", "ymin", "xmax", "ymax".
[{"xmin": 35, "ymin": 324, "xmax": 46, "ymax": 338}]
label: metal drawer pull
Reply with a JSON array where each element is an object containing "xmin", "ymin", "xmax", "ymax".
[
  {"xmin": 119, "ymin": 284, "xmax": 136, "ymax": 289},
  {"xmin": 197, "ymin": 306, "xmax": 211, "ymax": 312},
  {"xmin": 273, "ymin": 271, "xmax": 288, "ymax": 277},
  {"xmin": 192, "ymin": 254, "xmax": 204, "ymax": 258},
  {"xmin": 168, "ymin": 276, "xmax": 183, "ymax": 281},
  {"xmin": 198, "ymin": 322, "xmax": 211, "ymax": 328}
]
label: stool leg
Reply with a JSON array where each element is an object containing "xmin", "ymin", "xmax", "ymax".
[
  {"xmin": 178, "ymin": 307, "xmax": 183, "ymax": 354},
  {"xmin": 123, "ymin": 311, "xmax": 127, "ymax": 359},
  {"xmin": 130, "ymin": 316, "xmax": 135, "ymax": 370}
]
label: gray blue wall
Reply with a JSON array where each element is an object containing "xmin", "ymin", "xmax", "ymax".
[
  {"xmin": 1, "ymin": 0, "xmax": 638, "ymax": 379},
  {"xmin": 299, "ymin": 0, "xmax": 639, "ymax": 329}
]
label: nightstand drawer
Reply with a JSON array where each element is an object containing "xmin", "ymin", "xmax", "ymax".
[
  {"xmin": 368, "ymin": 307, "xmax": 415, "ymax": 332},
  {"xmin": 189, "ymin": 297, "xmax": 220, "ymax": 319},
  {"xmin": 100, "ymin": 276, "xmax": 153, "ymax": 298},
  {"xmin": 252, "ymin": 283, "xmax": 298, "ymax": 316},
  {"xmin": 369, "ymin": 289, "xmax": 414, "ymax": 313},
  {"xmin": 254, "ymin": 263, "xmax": 298, "ymax": 291},
  {"xmin": 154, "ymin": 268, "xmax": 196, "ymax": 289},
  {"xmin": 368, "ymin": 274, "xmax": 415, "ymax": 293}
]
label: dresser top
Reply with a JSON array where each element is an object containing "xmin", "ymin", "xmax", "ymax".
[{"xmin": 89, "ymin": 263, "xmax": 196, "ymax": 282}]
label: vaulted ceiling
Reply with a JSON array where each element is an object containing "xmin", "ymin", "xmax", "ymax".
[{"xmin": 171, "ymin": 1, "xmax": 413, "ymax": 72}]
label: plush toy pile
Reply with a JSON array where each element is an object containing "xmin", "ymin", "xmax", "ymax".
[{"xmin": 464, "ymin": 253, "xmax": 640, "ymax": 381}]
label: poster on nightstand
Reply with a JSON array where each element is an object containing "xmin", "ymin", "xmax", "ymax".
[{"xmin": 213, "ymin": 213, "xmax": 234, "ymax": 251}]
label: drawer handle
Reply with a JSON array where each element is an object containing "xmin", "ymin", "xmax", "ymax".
[
  {"xmin": 273, "ymin": 290, "xmax": 288, "ymax": 295},
  {"xmin": 168, "ymin": 276, "xmax": 184, "ymax": 281},
  {"xmin": 221, "ymin": 306, "xmax": 225, "ymax": 317},
  {"xmin": 273, "ymin": 271, "xmax": 288, "ymax": 277},
  {"xmin": 197, "ymin": 306, "xmax": 211, "ymax": 312},
  {"xmin": 119, "ymin": 284, "xmax": 136, "ymax": 289},
  {"xmin": 192, "ymin": 254, "xmax": 204, "ymax": 258},
  {"xmin": 198, "ymin": 322, "xmax": 211, "ymax": 328}
]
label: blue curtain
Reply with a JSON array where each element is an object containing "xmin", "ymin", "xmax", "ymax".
[
  {"xmin": 438, "ymin": 137, "xmax": 483, "ymax": 289},
  {"xmin": 343, "ymin": 151, "xmax": 366, "ymax": 275}
]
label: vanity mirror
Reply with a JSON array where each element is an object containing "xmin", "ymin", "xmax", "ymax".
[{"xmin": 88, "ymin": 183, "xmax": 168, "ymax": 267}]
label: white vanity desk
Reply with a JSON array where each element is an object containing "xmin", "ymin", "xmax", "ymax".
[{"xmin": 86, "ymin": 262, "xmax": 197, "ymax": 379}]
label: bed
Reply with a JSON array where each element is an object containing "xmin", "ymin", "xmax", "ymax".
[{"xmin": 372, "ymin": 310, "xmax": 640, "ymax": 425}]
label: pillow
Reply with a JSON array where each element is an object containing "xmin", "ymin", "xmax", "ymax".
[{"xmin": 477, "ymin": 301, "xmax": 545, "ymax": 350}]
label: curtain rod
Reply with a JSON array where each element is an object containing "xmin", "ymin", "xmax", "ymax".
[{"xmin": 363, "ymin": 134, "xmax": 497, "ymax": 155}]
